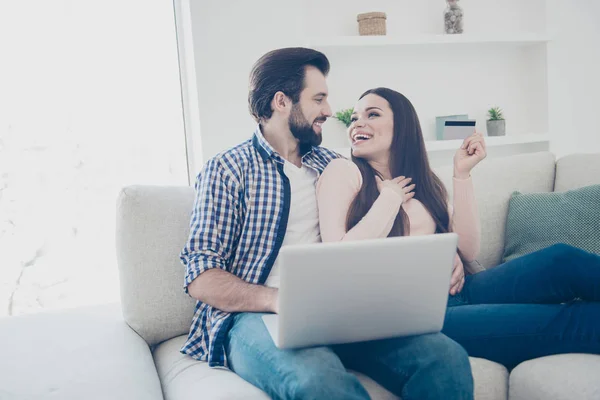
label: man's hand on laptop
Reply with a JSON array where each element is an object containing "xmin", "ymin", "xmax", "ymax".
[{"xmin": 450, "ymin": 253, "xmax": 465, "ymax": 295}]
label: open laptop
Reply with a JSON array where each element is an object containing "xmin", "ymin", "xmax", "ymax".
[{"xmin": 262, "ymin": 233, "xmax": 458, "ymax": 349}]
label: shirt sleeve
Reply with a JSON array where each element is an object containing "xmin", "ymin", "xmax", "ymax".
[
  {"xmin": 316, "ymin": 159, "xmax": 403, "ymax": 243},
  {"xmin": 180, "ymin": 158, "xmax": 241, "ymax": 294},
  {"xmin": 449, "ymin": 176, "xmax": 481, "ymax": 262}
]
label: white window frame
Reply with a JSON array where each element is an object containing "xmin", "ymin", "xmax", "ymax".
[{"xmin": 173, "ymin": 0, "xmax": 203, "ymax": 184}]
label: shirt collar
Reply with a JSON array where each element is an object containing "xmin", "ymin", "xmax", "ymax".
[{"xmin": 252, "ymin": 125, "xmax": 315, "ymax": 164}]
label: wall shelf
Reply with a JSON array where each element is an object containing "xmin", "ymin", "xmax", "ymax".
[
  {"xmin": 307, "ymin": 33, "xmax": 550, "ymax": 48},
  {"xmin": 333, "ymin": 133, "xmax": 550, "ymax": 157}
]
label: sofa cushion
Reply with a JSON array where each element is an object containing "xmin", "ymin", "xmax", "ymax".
[
  {"xmin": 502, "ymin": 185, "xmax": 600, "ymax": 262},
  {"xmin": 154, "ymin": 335, "xmax": 508, "ymax": 400},
  {"xmin": 509, "ymin": 354, "xmax": 600, "ymax": 400},
  {"xmin": 555, "ymin": 153, "xmax": 600, "ymax": 192},
  {"xmin": 116, "ymin": 185, "xmax": 197, "ymax": 346},
  {"xmin": 0, "ymin": 304, "xmax": 163, "ymax": 400},
  {"xmin": 434, "ymin": 152, "xmax": 556, "ymax": 268},
  {"xmin": 470, "ymin": 357, "xmax": 509, "ymax": 400},
  {"xmin": 153, "ymin": 335, "xmax": 268, "ymax": 400}
]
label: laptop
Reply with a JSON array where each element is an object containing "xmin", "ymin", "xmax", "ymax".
[{"xmin": 262, "ymin": 233, "xmax": 458, "ymax": 349}]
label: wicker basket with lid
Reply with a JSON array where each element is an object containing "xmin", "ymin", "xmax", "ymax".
[{"xmin": 357, "ymin": 12, "xmax": 387, "ymax": 36}]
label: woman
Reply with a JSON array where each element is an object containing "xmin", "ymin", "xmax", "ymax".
[{"xmin": 317, "ymin": 87, "xmax": 600, "ymax": 370}]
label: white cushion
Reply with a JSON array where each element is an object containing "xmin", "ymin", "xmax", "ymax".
[
  {"xmin": 0, "ymin": 304, "xmax": 163, "ymax": 400},
  {"xmin": 116, "ymin": 185, "xmax": 197, "ymax": 346},
  {"xmin": 154, "ymin": 336, "xmax": 507, "ymax": 400},
  {"xmin": 435, "ymin": 152, "xmax": 556, "ymax": 268},
  {"xmin": 509, "ymin": 354, "xmax": 600, "ymax": 400},
  {"xmin": 153, "ymin": 335, "xmax": 269, "ymax": 400},
  {"xmin": 554, "ymin": 153, "xmax": 600, "ymax": 192},
  {"xmin": 470, "ymin": 357, "xmax": 509, "ymax": 400}
]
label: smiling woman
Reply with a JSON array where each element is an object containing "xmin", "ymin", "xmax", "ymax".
[{"xmin": 1, "ymin": 1, "xmax": 189, "ymax": 316}]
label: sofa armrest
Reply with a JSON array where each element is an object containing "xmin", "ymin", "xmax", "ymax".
[{"xmin": 0, "ymin": 304, "xmax": 164, "ymax": 400}]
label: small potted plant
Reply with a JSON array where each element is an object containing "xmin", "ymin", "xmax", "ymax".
[
  {"xmin": 334, "ymin": 108, "xmax": 354, "ymax": 128},
  {"xmin": 487, "ymin": 106, "xmax": 505, "ymax": 136}
]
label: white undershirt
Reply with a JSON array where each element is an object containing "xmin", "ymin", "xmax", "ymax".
[{"xmin": 265, "ymin": 161, "xmax": 321, "ymax": 288}]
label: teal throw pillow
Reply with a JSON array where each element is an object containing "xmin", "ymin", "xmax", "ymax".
[{"xmin": 502, "ymin": 184, "xmax": 600, "ymax": 263}]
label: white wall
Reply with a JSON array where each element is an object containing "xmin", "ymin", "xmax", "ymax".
[
  {"xmin": 546, "ymin": 0, "xmax": 600, "ymax": 157},
  {"xmin": 189, "ymin": 0, "xmax": 306, "ymax": 162},
  {"xmin": 187, "ymin": 0, "xmax": 598, "ymax": 166}
]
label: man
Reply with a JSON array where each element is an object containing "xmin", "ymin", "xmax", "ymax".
[{"xmin": 180, "ymin": 47, "xmax": 474, "ymax": 399}]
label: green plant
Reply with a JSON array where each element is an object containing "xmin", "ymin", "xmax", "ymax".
[
  {"xmin": 487, "ymin": 106, "xmax": 504, "ymax": 121},
  {"xmin": 334, "ymin": 108, "xmax": 354, "ymax": 128}
]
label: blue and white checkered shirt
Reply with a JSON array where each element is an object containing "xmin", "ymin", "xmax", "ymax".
[{"xmin": 180, "ymin": 127, "xmax": 340, "ymax": 368}]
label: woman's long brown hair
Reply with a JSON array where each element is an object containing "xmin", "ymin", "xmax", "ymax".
[{"xmin": 346, "ymin": 88, "xmax": 451, "ymax": 236}]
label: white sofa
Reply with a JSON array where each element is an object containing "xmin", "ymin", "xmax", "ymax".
[{"xmin": 1, "ymin": 151, "xmax": 599, "ymax": 400}]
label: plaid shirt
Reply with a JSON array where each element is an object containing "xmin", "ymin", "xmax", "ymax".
[{"xmin": 180, "ymin": 127, "xmax": 340, "ymax": 368}]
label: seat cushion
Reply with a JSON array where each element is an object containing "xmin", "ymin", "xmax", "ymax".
[
  {"xmin": 470, "ymin": 357, "xmax": 509, "ymax": 400},
  {"xmin": 154, "ymin": 336, "xmax": 507, "ymax": 400},
  {"xmin": 0, "ymin": 304, "xmax": 163, "ymax": 400},
  {"xmin": 153, "ymin": 335, "xmax": 270, "ymax": 400},
  {"xmin": 509, "ymin": 354, "xmax": 600, "ymax": 400}
]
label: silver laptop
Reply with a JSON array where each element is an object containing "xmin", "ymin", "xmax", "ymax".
[{"xmin": 262, "ymin": 233, "xmax": 458, "ymax": 349}]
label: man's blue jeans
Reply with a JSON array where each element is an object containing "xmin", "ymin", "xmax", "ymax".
[
  {"xmin": 444, "ymin": 243, "xmax": 600, "ymax": 370},
  {"xmin": 225, "ymin": 313, "xmax": 473, "ymax": 400}
]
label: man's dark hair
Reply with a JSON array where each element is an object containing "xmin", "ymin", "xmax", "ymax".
[{"xmin": 248, "ymin": 47, "xmax": 330, "ymax": 122}]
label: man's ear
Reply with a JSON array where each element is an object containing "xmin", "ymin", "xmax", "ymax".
[{"xmin": 272, "ymin": 91, "xmax": 290, "ymax": 114}]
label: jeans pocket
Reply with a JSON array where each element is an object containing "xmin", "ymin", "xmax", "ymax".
[{"xmin": 447, "ymin": 292, "xmax": 467, "ymax": 307}]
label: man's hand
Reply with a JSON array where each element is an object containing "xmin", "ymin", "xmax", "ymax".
[{"xmin": 450, "ymin": 253, "xmax": 465, "ymax": 295}]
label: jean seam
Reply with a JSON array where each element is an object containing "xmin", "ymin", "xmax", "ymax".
[{"xmin": 227, "ymin": 316, "xmax": 291, "ymax": 399}]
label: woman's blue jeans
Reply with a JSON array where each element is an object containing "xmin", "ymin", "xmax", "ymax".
[{"xmin": 444, "ymin": 243, "xmax": 600, "ymax": 370}]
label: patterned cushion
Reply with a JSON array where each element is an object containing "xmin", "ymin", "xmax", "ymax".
[{"xmin": 502, "ymin": 185, "xmax": 600, "ymax": 262}]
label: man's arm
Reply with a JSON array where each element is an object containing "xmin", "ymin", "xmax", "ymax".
[
  {"xmin": 187, "ymin": 269, "xmax": 278, "ymax": 313},
  {"xmin": 180, "ymin": 158, "xmax": 277, "ymax": 314}
]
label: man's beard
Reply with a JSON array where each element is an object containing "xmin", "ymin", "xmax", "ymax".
[{"xmin": 289, "ymin": 103, "xmax": 324, "ymax": 147}]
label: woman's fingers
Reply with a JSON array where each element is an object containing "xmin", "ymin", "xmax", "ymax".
[
  {"xmin": 461, "ymin": 134, "xmax": 475, "ymax": 149},
  {"xmin": 474, "ymin": 143, "xmax": 485, "ymax": 155},
  {"xmin": 391, "ymin": 176, "xmax": 412, "ymax": 188},
  {"xmin": 450, "ymin": 273, "xmax": 463, "ymax": 295},
  {"xmin": 470, "ymin": 142, "xmax": 486, "ymax": 157},
  {"xmin": 450, "ymin": 263, "xmax": 462, "ymax": 287},
  {"xmin": 467, "ymin": 137, "xmax": 486, "ymax": 155},
  {"xmin": 399, "ymin": 177, "xmax": 412, "ymax": 187},
  {"xmin": 462, "ymin": 132, "xmax": 485, "ymax": 151},
  {"xmin": 451, "ymin": 279, "xmax": 463, "ymax": 295},
  {"xmin": 404, "ymin": 183, "xmax": 416, "ymax": 193}
]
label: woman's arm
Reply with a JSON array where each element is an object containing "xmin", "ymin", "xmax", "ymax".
[
  {"xmin": 450, "ymin": 176, "xmax": 481, "ymax": 261},
  {"xmin": 451, "ymin": 131, "xmax": 486, "ymax": 261},
  {"xmin": 317, "ymin": 159, "xmax": 403, "ymax": 242}
]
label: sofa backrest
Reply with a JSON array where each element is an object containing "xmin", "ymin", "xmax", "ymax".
[
  {"xmin": 554, "ymin": 153, "xmax": 600, "ymax": 192},
  {"xmin": 116, "ymin": 151, "xmax": 560, "ymax": 345}
]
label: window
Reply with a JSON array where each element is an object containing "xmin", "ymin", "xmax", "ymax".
[{"xmin": 1, "ymin": 1, "xmax": 189, "ymax": 316}]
